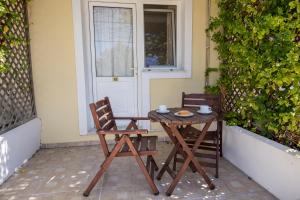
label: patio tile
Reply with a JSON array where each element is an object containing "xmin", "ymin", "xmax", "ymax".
[
  {"xmin": 100, "ymin": 188, "xmax": 134, "ymax": 200},
  {"xmin": 1, "ymin": 190, "xmax": 101, "ymax": 200},
  {"xmin": 0, "ymin": 142, "xmax": 277, "ymax": 200}
]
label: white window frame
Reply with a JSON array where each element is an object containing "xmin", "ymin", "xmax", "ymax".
[{"xmin": 72, "ymin": 0, "xmax": 192, "ymax": 135}]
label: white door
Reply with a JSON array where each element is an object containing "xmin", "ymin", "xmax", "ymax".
[{"xmin": 89, "ymin": 2, "xmax": 138, "ymax": 127}]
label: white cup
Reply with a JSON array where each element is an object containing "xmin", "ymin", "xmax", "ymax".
[
  {"xmin": 199, "ymin": 105, "xmax": 212, "ymax": 113},
  {"xmin": 158, "ymin": 105, "xmax": 167, "ymax": 112}
]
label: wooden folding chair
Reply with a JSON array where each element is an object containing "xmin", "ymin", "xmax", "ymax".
[
  {"xmin": 173, "ymin": 92, "xmax": 222, "ymax": 178},
  {"xmin": 83, "ymin": 97, "xmax": 159, "ymax": 197}
]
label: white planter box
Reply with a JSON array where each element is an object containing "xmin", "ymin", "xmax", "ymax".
[
  {"xmin": 223, "ymin": 124, "xmax": 300, "ymax": 200},
  {"xmin": 0, "ymin": 118, "xmax": 41, "ymax": 185}
]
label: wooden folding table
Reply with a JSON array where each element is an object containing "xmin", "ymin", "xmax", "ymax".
[{"xmin": 148, "ymin": 108, "xmax": 217, "ymax": 196}]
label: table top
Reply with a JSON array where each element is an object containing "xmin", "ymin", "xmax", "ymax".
[{"xmin": 148, "ymin": 107, "xmax": 218, "ymax": 125}]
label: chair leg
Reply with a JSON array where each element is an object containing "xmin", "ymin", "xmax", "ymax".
[
  {"xmin": 146, "ymin": 156, "xmax": 151, "ymax": 172},
  {"xmin": 83, "ymin": 158, "xmax": 110, "ymax": 197},
  {"xmin": 147, "ymin": 156, "xmax": 157, "ymax": 180},
  {"xmin": 173, "ymin": 152, "xmax": 177, "ymax": 171},
  {"xmin": 215, "ymin": 135, "xmax": 219, "ymax": 178},
  {"xmin": 219, "ymin": 121, "xmax": 223, "ymax": 157},
  {"xmin": 83, "ymin": 136, "xmax": 125, "ymax": 197},
  {"xmin": 135, "ymin": 155, "xmax": 159, "ymax": 195},
  {"xmin": 150, "ymin": 156, "xmax": 159, "ymax": 171},
  {"xmin": 125, "ymin": 137, "xmax": 159, "ymax": 195},
  {"xmin": 150, "ymin": 160, "xmax": 155, "ymax": 180}
]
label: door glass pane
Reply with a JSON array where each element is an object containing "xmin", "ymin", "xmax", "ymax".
[
  {"xmin": 144, "ymin": 5, "xmax": 176, "ymax": 68},
  {"xmin": 93, "ymin": 7, "xmax": 134, "ymax": 77}
]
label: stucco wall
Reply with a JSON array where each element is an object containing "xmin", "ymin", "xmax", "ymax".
[{"xmin": 28, "ymin": 0, "xmax": 219, "ymax": 144}]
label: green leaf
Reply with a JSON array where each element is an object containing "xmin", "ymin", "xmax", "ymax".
[{"xmin": 208, "ymin": 0, "xmax": 300, "ymax": 150}]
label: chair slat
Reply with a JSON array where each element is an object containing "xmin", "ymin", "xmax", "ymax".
[
  {"xmin": 183, "ymin": 100, "xmax": 214, "ymax": 106},
  {"xmin": 98, "ymin": 112, "xmax": 109, "ymax": 120},
  {"xmin": 194, "ymin": 152, "xmax": 216, "ymax": 159},
  {"xmin": 149, "ymin": 137, "xmax": 156, "ymax": 151},
  {"xmin": 98, "ymin": 116, "xmax": 109, "ymax": 126},
  {"xmin": 183, "ymin": 93, "xmax": 218, "ymax": 99},
  {"xmin": 102, "ymin": 120, "xmax": 115, "ymax": 130},
  {"xmin": 95, "ymin": 100, "xmax": 108, "ymax": 109},
  {"xmin": 182, "ymin": 93, "xmax": 221, "ymax": 113},
  {"xmin": 96, "ymin": 104, "xmax": 107, "ymax": 112},
  {"xmin": 133, "ymin": 137, "xmax": 141, "ymax": 151},
  {"xmin": 96, "ymin": 106, "xmax": 110, "ymax": 117},
  {"xmin": 120, "ymin": 136, "xmax": 157, "ymax": 153},
  {"xmin": 186, "ymin": 140, "xmax": 216, "ymax": 147},
  {"xmin": 121, "ymin": 143, "xmax": 129, "ymax": 152},
  {"xmin": 188, "ymin": 145, "xmax": 216, "ymax": 151},
  {"xmin": 140, "ymin": 137, "xmax": 149, "ymax": 151}
]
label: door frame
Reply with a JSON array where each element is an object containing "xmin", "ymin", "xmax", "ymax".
[
  {"xmin": 72, "ymin": 0, "xmax": 193, "ymax": 135},
  {"xmin": 88, "ymin": 2, "xmax": 139, "ymax": 119}
]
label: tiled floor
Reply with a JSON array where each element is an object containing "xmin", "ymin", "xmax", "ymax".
[{"xmin": 0, "ymin": 142, "xmax": 277, "ymax": 200}]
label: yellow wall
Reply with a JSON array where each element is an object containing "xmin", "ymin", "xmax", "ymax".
[{"xmin": 28, "ymin": 0, "xmax": 219, "ymax": 144}]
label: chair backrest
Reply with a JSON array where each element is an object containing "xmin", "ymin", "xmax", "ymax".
[
  {"xmin": 182, "ymin": 92, "xmax": 221, "ymax": 113},
  {"xmin": 89, "ymin": 97, "xmax": 118, "ymax": 156},
  {"xmin": 90, "ymin": 97, "xmax": 117, "ymax": 131}
]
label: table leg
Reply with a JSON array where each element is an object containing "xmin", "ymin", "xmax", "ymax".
[
  {"xmin": 190, "ymin": 121, "xmax": 216, "ymax": 189},
  {"xmin": 157, "ymin": 143, "xmax": 180, "ymax": 180},
  {"xmin": 161, "ymin": 123, "xmax": 197, "ymax": 172},
  {"xmin": 191, "ymin": 156, "xmax": 215, "ymax": 190},
  {"xmin": 176, "ymin": 143, "xmax": 197, "ymax": 172},
  {"xmin": 168, "ymin": 124, "xmax": 215, "ymax": 194},
  {"xmin": 166, "ymin": 157, "xmax": 192, "ymax": 196}
]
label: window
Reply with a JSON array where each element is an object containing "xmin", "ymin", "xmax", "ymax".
[
  {"xmin": 144, "ymin": 5, "xmax": 176, "ymax": 68},
  {"xmin": 93, "ymin": 6, "xmax": 134, "ymax": 77}
]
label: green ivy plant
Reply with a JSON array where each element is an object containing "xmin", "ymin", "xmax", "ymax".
[
  {"xmin": 205, "ymin": 67, "xmax": 220, "ymax": 94},
  {"xmin": 208, "ymin": 0, "xmax": 300, "ymax": 149},
  {"xmin": 0, "ymin": 0, "xmax": 23, "ymax": 72}
]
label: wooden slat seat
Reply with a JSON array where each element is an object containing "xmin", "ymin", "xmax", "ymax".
[{"xmin": 120, "ymin": 136, "xmax": 157, "ymax": 154}]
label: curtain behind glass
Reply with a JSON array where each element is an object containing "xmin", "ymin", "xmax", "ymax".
[
  {"xmin": 166, "ymin": 12, "xmax": 174, "ymax": 65},
  {"xmin": 93, "ymin": 7, "xmax": 134, "ymax": 77},
  {"xmin": 144, "ymin": 11, "xmax": 175, "ymax": 67}
]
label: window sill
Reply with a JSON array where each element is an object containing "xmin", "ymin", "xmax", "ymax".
[
  {"xmin": 142, "ymin": 68, "xmax": 186, "ymax": 73},
  {"xmin": 141, "ymin": 68, "xmax": 191, "ymax": 79}
]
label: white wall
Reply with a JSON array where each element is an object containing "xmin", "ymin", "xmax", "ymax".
[
  {"xmin": 0, "ymin": 118, "xmax": 41, "ymax": 185},
  {"xmin": 223, "ymin": 124, "xmax": 300, "ymax": 200}
]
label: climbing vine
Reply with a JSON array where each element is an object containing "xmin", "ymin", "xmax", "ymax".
[
  {"xmin": 208, "ymin": 0, "xmax": 300, "ymax": 149},
  {"xmin": 0, "ymin": 0, "xmax": 23, "ymax": 72}
]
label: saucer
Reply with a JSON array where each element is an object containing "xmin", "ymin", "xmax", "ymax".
[
  {"xmin": 197, "ymin": 110, "xmax": 212, "ymax": 115},
  {"xmin": 156, "ymin": 109, "xmax": 170, "ymax": 114}
]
